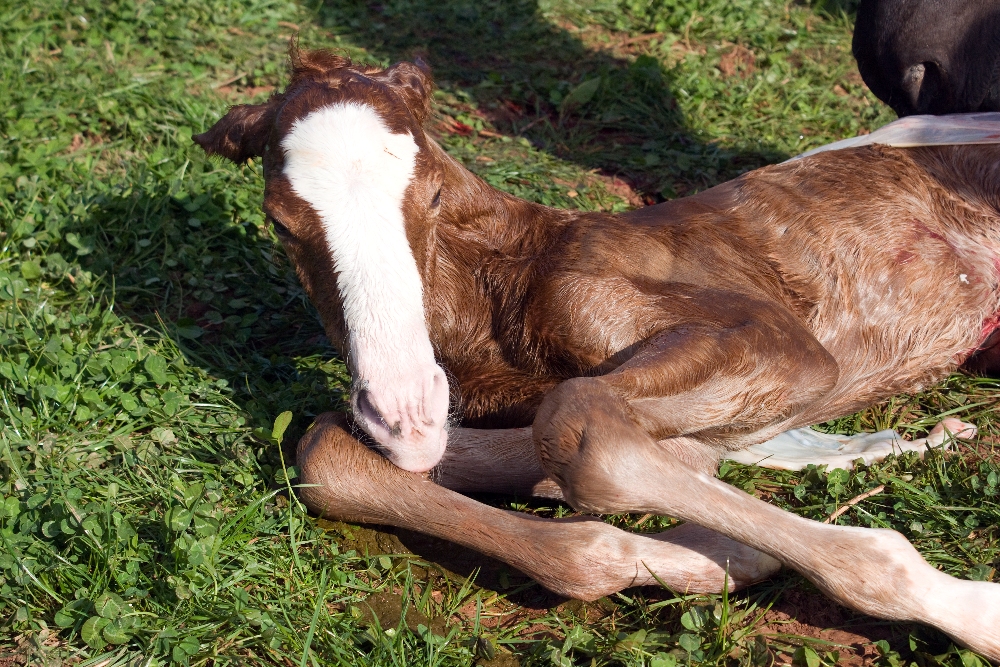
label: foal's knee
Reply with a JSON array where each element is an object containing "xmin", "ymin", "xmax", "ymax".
[{"xmin": 533, "ymin": 378, "xmax": 658, "ymax": 513}]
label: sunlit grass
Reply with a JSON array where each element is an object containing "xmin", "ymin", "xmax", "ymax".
[{"xmin": 1, "ymin": 0, "xmax": 997, "ymax": 665}]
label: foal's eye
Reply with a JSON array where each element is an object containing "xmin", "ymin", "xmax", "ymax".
[
  {"xmin": 268, "ymin": 216, "xmax": 292, "ymax": 238},
  {"xmin": 431, "ymin": 188, "xmax": 441, "ymax": 208}
]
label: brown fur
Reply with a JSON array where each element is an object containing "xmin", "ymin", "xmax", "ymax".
[{"xmin": 194, "ymin": 52, "xmax": 1000, "ymax": 659}]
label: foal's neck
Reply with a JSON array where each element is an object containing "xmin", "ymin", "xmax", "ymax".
[{"xmin": 430, "ymin": 141, "xmax": 581, "ymax": 257}]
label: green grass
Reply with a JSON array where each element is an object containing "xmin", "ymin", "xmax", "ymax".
[{"xmin": 0, "ymin": 0, "xmax": 997, "ymax": 665}]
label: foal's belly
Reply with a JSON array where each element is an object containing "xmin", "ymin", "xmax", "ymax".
[{"xmin": 798, "ymin": 232, "xmax": 1000, "ymax": 417}]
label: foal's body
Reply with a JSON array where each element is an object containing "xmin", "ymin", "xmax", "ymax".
[
  {"xmin": 196, "ymin": 52, "xmax": 1000, "ymax": 658},
  {"xmin": 424, "ymin": 144, "xmax": 999, "ymax": 435}
]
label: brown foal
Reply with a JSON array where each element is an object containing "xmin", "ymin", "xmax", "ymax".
[{"xmin": 195, "ymin": 51, "xmax": 1000, "ymax": 658}]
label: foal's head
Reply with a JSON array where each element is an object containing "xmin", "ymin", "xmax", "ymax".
[{"xmin": 195, "ymin": 50, "xmax": 450, "ymax": 472}]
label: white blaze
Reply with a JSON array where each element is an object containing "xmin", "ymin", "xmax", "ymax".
[{"xmin": 281, "ymin": 102, "xmax": 449, "ymax": 471}]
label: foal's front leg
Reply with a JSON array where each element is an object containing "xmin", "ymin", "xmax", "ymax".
[
  {"xmin": 533, "ymin": 316, "xmax": 1000, "ymax": 659},
  {"xmin": 296, "ymin": 413, "xmax": 778, "ymax": 600}
]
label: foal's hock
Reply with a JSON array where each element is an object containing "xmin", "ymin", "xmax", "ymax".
[{"xmin": 195, "ymin": 51, "xmax": 1000, "ymax": 659}]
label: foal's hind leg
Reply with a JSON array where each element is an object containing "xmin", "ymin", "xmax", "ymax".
[
  {"xmin": 727, "ymin": 418, "xmax": 977, "ymax": 471},
  {"xmin": 297, "ymin": 413, "xmax": 779, "ymax": 599},
  {"xmin": 532, "ymin": 337, "xmax": 1000, "ymax": 658}
]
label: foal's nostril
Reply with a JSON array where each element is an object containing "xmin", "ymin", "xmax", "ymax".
[
  {"xmin": 356, "ymin": 389, "xmax": 405, "ymax": 438},
  {"xmin": 901, "ymin": 61, "xmax": 948, "ymax": 115},
  {"xmin": 356, "ymin": 389, "xmax": 386, "ymax": 430}
]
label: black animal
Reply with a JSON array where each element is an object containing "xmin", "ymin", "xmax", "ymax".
[{"xmin": 853, "ymin": 0, "xmax": 1000, "ymax": 116}]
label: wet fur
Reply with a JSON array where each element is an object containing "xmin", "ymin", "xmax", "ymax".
[{"xmin": 194, "ymin": 51, "xmax": 1000, "ymax": 658}]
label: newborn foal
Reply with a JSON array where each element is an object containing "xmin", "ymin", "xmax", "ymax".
[{"xmin": 195, "ymin": 51, "xmax": 1000, "ymax": 658}]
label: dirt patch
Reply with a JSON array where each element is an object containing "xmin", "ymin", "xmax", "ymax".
[
  {"xmin": 593, "ymin": 172, "xmax": 645, "ymax": 208},
  {"xmin": 551, "ymin": 172, "xmax": 644, "ymax": 209},
  {"xmin": 957, "ymin": 436, "xmax": 1000, "ymax": 465},
  {"xmin": 478, "ymin": 651, "xmax": 521, "ymax": 667},
  {"xmin": 758, "ymin": 589, "xmax": 914, "ymax": 666},
  {"xmin": 0, "ymin": 641, "xmax": 28, "ymax": 667},
  {"xmin": 718, "ymin": 44, "xmax": 756, "ymax": 79},
  {"xmin": 357, "ymin": 590, "xmax": 449, "ymax": 636},
  {"xmin": 65, "ymin": 132, "xmax": 104, "ymax": 154}
]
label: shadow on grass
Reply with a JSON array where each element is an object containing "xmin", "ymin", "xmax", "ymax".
[
  {"xmin": 83, "ymin": 182, "xmax": 346, "ymax": 435},
  {"xmin": 318, "ymin": 0, "xmax": 802, "ymax": 199},
  {"xmin": 318, "ymin": 517, "xmax": 580, "ymax": 610}
]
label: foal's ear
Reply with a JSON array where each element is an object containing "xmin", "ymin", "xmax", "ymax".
[
  {"xmin": 193, "ymin": 101, "xmax": 278, "ymax": 163},
  {"xmin": 385, "ymin": 60, "xmax": 433, "ymax": 124}
]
